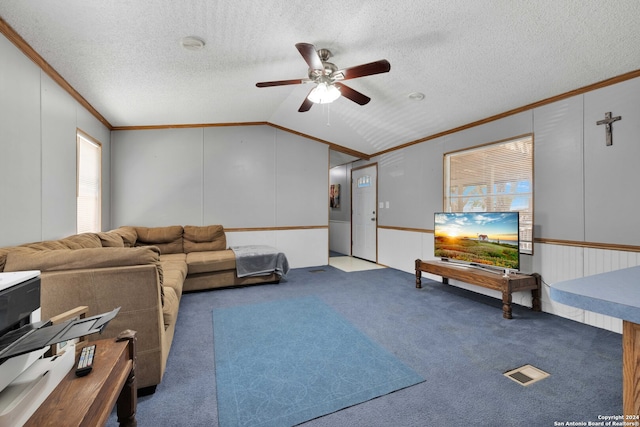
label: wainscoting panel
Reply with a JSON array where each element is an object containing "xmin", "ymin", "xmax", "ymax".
[
  {"xmin": 518, "ymin": 244, "xmax": 640, "ymax": 332},
  {"xmin": 581, "ymin": 247, "xmax": 640, "ymax": 332},
  {"xmin": 584, "ymin": 247, "xmax": 640, "ymax": 275},
  {"xmin": 421, "ymin": 232, "xmax": 435, "ymax": 262},
  {"xmin": 226, "ymin": 228, "xmax": 328, "ymax": 269},
  {"xmin": 329, "ymin": 220, "xmax": 351, "ymax": 256},
  {"xmin": 536, "ymin": 243, "xmax": 586, "ymax": 324},
  {"xmin": 275, "ymin": 228, "xmax": 328, "ymax": 269},
  {"xmin": 378, "ymin": 228, "xmax": 423, "ymax": 273}
]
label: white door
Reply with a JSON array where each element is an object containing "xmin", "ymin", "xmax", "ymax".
[{"xmin": 351, "ymin": 165, "xmax": 377, "ymax": 262}]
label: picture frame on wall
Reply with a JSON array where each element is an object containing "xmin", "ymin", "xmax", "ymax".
[{"xmin": 330, "ymin": 184, "xmax": 340, "ymax": 208}]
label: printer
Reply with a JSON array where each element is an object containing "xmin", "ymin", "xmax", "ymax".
[{"xmin": 0, "ymin": 270, "xmax": 119, "ymax": 426}]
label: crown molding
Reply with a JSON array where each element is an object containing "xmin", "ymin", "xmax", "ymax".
[
  {"xmin": 371, "ymin": 68, "xmax": 640, "ymax": 158},
  {"xmin": 0, "ymin": 16, "xmax": 113, "ymax": 130}
]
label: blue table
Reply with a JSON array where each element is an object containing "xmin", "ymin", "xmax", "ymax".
[{"xmin": 551, "ymin": 265, "xmax": 640, "ymax": 416}]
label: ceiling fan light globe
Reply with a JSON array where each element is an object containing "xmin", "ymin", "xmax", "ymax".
[{"xmin": 308, "ymin": 83, "xmax": 341, "ymax": 104}]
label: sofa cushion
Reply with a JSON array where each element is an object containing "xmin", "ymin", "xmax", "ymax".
[
  {"xmin": 21, "ymin": 240, "xmax": 69, "ymax": 251},
  {"xmin": 186, "ymin": 250, "xmax": 235, "ymax": 274},
  {"xmin": 162, "ymin": 286, "xmax": 179, "ymax": 330},
  {"xmin": 160, "ymin": 254, "xmax": 187, "ymax": 299},
  {"xmin": 159, "ymin": 253, "xmax": 186, "ymax": 263},
  {"xmin": 59, "ymin": 233, "xmax": 102, "ymax": 249},
  {"xmin": 161, "ymin": 268, "xmax": 185, "ymax": 300},
  {"xmin": 0, "ymin": 248, "xmax": 8, "ymax": 272},
  {"xmin": 183, "ymin": 225, "xmax": 226, "ymax": 253},
  {"xmin": 4, "ymin": 246, "xmax": 161, "ymax": 273},
  {"xmin": 96, "ymin": 231, "xmax": 125, "ymax": 247},
  {"xmin": 111, "ymin": 226, "xmax": 138, "ymax": 247},
  {"xmin": 0, "ymin": 246, "xmax": 33, "ymax": 272},
  {"xmin": 135, "ymin": 226, "xmax": 184, "ymax": 254}
]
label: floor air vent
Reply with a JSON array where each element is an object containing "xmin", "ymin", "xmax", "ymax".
[
  {"xmin": 504, "ymin": 365, "xmax": 549, "ymax": 386},
  {"xmin": 308, "ymin": 269, "xmax": 326, "ymax": 273}
]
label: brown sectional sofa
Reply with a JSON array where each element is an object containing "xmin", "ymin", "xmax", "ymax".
[{"xmin": 0, "ymin": 225, "xmax": 281, "ymax": 391}]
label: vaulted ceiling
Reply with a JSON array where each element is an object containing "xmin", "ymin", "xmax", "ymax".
[{"xmin": 1, "ymin": 1, "xmax": 639, "ymax": 163}]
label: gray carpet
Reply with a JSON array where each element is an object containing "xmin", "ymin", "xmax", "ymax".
[{"xmin": 108, "ymin": 265, "xmax": 622, "ymax": 427}]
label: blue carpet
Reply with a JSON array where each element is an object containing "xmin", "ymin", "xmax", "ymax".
[
  {"xmin": 212, "ymin": 295, "xmax": 425, "ymax": 427},
  {"xmin": 107, "ymin": 266, "xmax": 622, "ymax": 426}
]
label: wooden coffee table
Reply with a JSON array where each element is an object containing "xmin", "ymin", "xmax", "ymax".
[{"xmin": 25, "ymin": 331, "xmax": 137, "ymax": 427}]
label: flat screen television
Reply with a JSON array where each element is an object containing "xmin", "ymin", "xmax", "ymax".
[{"xmin": 434, "ymin": 212, "xmax": 520, "ymax": 272}]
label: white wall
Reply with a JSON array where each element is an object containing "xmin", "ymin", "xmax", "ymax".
[
  {"xmin": 111, "ymin": 125, "xmax": 329, "ymax": 268},
  {"xmin": 0, "ymin": 34, "xmax": 111, "ymax": 247},
  {"xmin": 374, "ymin": 75, "xmax": 640, "ymax": 333},
  {"xmin": 583, "ymin": 78, "xmax": 640, "ymax": 246},
  {"xmin": 0, "ymin": 34, "xmax": 41, "ymax": 246},
  {"xmin": 203, "ymin": 126, "xmax": 275, "ymax": 227},
  {"xmin": 111, "ymin": 128, "xmax": 204, "ymax": 227}
]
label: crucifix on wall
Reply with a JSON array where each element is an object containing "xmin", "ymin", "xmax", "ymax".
[{"xmin": 596, "ymin": 112, "xmax": 621, "ymax": 146}]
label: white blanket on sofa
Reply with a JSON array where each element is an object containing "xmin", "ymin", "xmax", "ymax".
[{"xmin": 230, "ymin": 245, "xmax": 290, "ymax": 278}]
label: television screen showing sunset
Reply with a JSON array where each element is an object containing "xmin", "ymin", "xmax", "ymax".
[{"xmin": 434, "ymin": 212, "xmax": 520, "ymax": 269}]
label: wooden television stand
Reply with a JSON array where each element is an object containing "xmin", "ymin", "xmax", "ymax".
[{"xmin": 415, "ymin": 259, "xmax": 541, "ymax": 319}]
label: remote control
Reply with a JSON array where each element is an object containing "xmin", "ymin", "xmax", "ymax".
[{"xmin": 75, "ymin": 344, "xmax": 96, "ymax": 377}]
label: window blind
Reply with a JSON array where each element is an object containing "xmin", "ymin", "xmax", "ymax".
[{"xmin": 77, "ymin": 132, "xmax": 102, "ymax": 233}]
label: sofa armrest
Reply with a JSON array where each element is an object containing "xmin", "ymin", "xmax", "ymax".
[{"xmin": 40, "ymin": 264, "xmax": 165, "ymax": 388}]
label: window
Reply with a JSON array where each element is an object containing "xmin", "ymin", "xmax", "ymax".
[
  {"xmin": 357, "ymin": 175, "xmax": 371, "ymax": 188},
  {"xmin": 443, "ymin": 135, "xmax": 533, "ymax": 254},
  {"xmin": 77, "ymin": 131, "xmax": 102, "ymax": 233}
]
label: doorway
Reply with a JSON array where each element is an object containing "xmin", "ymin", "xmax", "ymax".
[{"xmin": 351, "ymin": 164, "xmax": 377, "ymax": 263}]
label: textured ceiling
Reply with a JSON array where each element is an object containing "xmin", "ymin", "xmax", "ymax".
[{"xmin": 1, "ymin": 1, "xmax": 639, "ymax": 161}]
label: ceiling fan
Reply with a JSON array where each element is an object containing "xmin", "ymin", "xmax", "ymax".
[{"xmin": 256, "ymin": 43, "xmax": 391, "ymax": 112}]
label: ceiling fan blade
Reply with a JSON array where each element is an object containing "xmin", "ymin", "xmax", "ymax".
[
  {"xmin": 295, "ymin": 43, "xmax": 324, "ymax": 71},
  {"xmin": 256, "ymin": 78, "xmax": 307, "ymax": 88},
  {"xmin": 298, "ymin": 96, "xmax": 313, "ymax": 112},
  {"xmin": 298, "ymin": 87, "xmax": 316, "ymax": 112},
  {"xmin": 334, "ymin": 83, "xmax": 370, "ymax": 105},
  {"xmin": 332, "ymin": 59, "xmax": 391, "ymax": 81}
]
